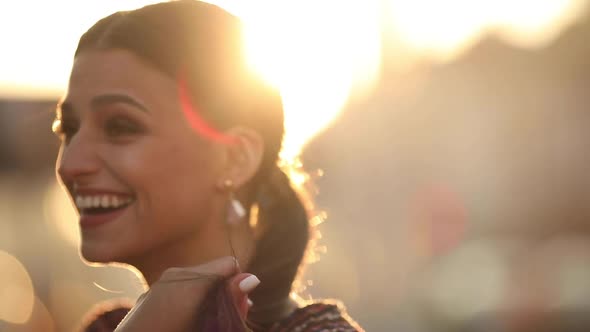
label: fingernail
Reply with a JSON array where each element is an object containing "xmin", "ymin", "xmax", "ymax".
[
  {"xmin": 239, "ymin": 275, "xmax": 260, "ymax": 293},
  {"xmin": 247, "ymin": 298, "xmax": 253, "ymax": 307}
]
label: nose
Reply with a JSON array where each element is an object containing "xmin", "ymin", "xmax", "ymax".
[{"xmin": 57, "ymin": 132, "xmax": 100, "ymax": 186}]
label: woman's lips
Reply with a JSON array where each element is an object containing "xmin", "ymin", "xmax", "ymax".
[
  {"xmin": 79, "ymin": 203, "xmax": 132, "ymax": 229},
  {"xmin": 73, "ymin": 190, "xmax": 135, "ymax": 229}
]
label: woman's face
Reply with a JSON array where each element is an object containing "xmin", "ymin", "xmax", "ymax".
[{"xmin": 55, "ymin": 50, "xmax": 226, "ymax": 264}]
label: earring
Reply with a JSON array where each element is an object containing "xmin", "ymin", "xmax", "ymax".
[
  {"xmin": 223, "ymin": 179, "xmax": 246, "ymax": 223},
  {"xmin": 231, "ymin": 198, "xmax": 246, "ymax": 219}
]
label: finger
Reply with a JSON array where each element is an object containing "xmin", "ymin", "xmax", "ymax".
[
  {"xmin": 228, "ymin": 273, "xmax": 260, "ymax": 318},
  {"xmin": 229, "ymin": 273, "xmax": 250, "ymax": 318}
]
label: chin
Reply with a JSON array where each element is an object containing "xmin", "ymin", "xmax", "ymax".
[
  {"xmin": 79, "ymin": 242, "xmax": 125, "ymax": 265},
  {"xmin": 79, "ymin": 241, "xmax": 148, "ymax": 271}
]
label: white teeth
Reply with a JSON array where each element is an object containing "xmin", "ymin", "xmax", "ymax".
[
  {"xmin": 100, "ymin": 195, "xmax": 109, "ymax": 208},
  {"xmin": 75, "ymin": 195, "xmax": 134, "ymax": 210},
  {"xmin": 75, "ymin": 196, "xmax": 84, "ymax": 208}
]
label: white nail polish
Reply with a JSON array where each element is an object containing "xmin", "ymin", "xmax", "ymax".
[
  {"xmin": 247, "ymin": 298, "xmax": 253, "ymax": 307},
  {"xmin": 239, "ymin": 275, "xmax": 260, "ymax": 293}
]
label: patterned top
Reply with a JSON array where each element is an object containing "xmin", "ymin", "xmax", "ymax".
[
  {"xmin": 268, "ymin": 302, "xmax": 363, "ymax": 332},
  {"xmin": 79, "ymin": 300, "xmax": 363, "ymax": 332}
]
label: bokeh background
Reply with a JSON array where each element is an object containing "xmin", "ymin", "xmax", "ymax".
[{"xmin": 2, "ymin": 0, "xmax": 590, "ymax": 331}]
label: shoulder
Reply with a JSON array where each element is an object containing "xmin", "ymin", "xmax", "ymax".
[{"xmin": 268, "ymin": 300, "xmax": 364, "ymax": 332}]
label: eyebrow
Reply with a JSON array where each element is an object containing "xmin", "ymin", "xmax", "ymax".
[
  {"xmin": 90, "ymin": 93, "xmax": 150, "ymax": 113},
  {"xmin": 58, "ymin": 93, "xmax": 150, "ymax": 117}
]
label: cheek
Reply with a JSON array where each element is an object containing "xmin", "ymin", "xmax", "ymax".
[{"xmin": 106, "ymin": 138, "xmax": 219, "ymax": 224}]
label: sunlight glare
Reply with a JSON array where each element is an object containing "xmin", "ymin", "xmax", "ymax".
[
  {"xmin": 0, "ymin": 1, "xmax": 161, "ymax": 96},
  {"xmin": 214, "ymin": 0, "xmax": 382, "ymax": 159},
  {"xmin": 1, "ymin": 0, "xmax": 583, "ymax": 158},
  {"xmin": 388, "ymin": 0, "xmax": 583, "ymax": 59}
]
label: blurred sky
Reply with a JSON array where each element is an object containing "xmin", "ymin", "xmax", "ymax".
[{"xmin": 0, "ymin": 0, "xmax": 587, "ymax": 158}]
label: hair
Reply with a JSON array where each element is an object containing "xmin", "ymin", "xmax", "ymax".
[{"xmin": 74, "ymin": 1, "xmax": 310, "ymax": 330}]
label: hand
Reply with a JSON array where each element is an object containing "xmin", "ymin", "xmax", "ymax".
[{"xmin": 114, "ymin": 256, "xmax": 260, "ymax": 332}]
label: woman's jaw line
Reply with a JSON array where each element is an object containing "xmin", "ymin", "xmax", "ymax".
[{"xmin": 125, "ymin": 216, "xmax": 254, "ymax": 287}]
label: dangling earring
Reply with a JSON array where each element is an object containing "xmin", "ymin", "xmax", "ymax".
[{"xmin": 223, "ymin": 179, "xmax": 246, "ymax": 224}]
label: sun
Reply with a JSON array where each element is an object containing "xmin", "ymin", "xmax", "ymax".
[{"xmin": 209, "ymin": 0, "xmax": 382, "ymax": 160}]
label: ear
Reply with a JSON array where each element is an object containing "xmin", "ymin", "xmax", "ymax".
[{"xmin": 217, "ymin": 126, "xmax": 264, "ymax": 190}]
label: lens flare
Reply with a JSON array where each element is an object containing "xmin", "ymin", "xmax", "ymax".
[
  {"xmin": 177, "ymin": 74, "xmax": 237, "ymax": 145},
  {"xmin": 425, "ymin": 240, "xmax": 509, "ymax": 321},
  {"xmin": 0, "ymin": 250, "xmax": 35, "ymax": 324}
]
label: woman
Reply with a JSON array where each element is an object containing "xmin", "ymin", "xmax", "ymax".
[{"xmin": 52, "ymin": 0, "xmax": 362, "ymax": 331}]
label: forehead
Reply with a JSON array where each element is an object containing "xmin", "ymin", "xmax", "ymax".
[{"xmin": 67, "ymin": 50, "xmax": 178, "ymax": 109}]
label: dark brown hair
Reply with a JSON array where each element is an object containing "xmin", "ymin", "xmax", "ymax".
[{"xmin": 74, "ymin": 1, "xmax": 310, "ymax": 330}]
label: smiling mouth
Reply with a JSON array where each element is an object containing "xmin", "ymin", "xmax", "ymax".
[{"xmin": 75, "ymin": 195, "xmax": 135, "ymax": 215}]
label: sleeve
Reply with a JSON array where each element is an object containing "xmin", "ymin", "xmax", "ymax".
[{"xmin": 76, "ymin": 299, "xmax": 133, "ymax": 332}]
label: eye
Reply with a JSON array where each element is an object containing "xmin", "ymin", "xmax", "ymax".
[
  {"xmin": 104, "ymin": 117, "xmax": 143, "ymax": 138},
  {"xmin": 52, "ymin": 118, "xmax": 78, "ymax": 143}
]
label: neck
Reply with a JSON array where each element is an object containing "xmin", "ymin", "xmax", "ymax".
[{"xmin": 130, "ymin": 214, "xmax": 255, "ymax": 286}]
